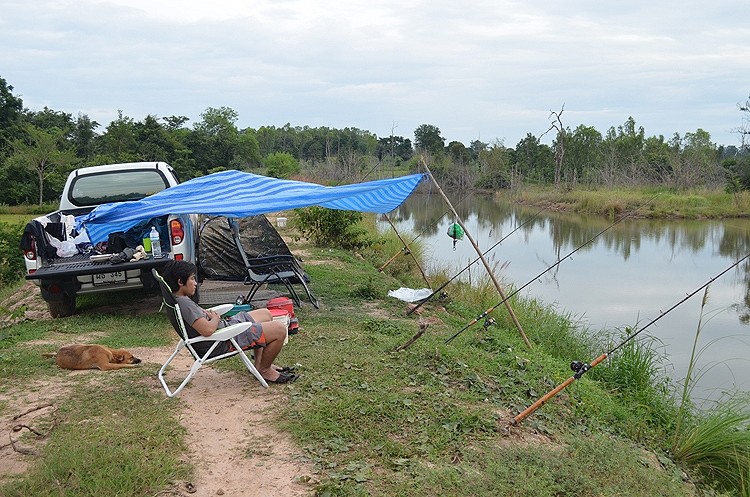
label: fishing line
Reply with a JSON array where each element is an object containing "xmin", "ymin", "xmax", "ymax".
[
  {"xmin": 379, "ymin": 190, "xmax": 474, "ymax": 272},
  {"xmin": 445, "ymin": 214, "xmax": 630, "ymax": 343},
  {"xmin": 444, "ymin": 204, "xmax": 644, "ymax": 344},
  {"xmin": 511, "ymin": 252, "xmax": 750, "ymax": 425},
  {"xmin": 406, "ymin": 202, "xmax": 554, "ymax": 316}
]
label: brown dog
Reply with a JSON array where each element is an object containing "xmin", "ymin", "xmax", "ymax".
[{"xmin": 54, "ymin": 344, "xmax": 142, "ymax": 371}]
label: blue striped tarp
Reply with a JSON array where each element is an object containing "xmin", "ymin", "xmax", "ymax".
[{"xmin": 77, "ymin": 170, "xmax": 425, "ymax": 244}]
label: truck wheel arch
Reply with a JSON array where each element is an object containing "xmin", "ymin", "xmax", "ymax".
[{"xmin": 47, "ymin": 294, "xmax": 76, "ymax": 318}]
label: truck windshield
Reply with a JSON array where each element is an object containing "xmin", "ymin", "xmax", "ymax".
[{"xmin": 69, "ymin": 170, "xmax": 170, "ymax": 206}]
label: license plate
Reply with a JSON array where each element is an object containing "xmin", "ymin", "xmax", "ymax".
[{"xmin": 93, "ymin": 271, "xmax": 126, "ymax": 286}]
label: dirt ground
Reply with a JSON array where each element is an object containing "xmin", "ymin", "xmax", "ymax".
[{"xmin": 0, "ymin": 282, "xmax": 315, "ymax": 496}]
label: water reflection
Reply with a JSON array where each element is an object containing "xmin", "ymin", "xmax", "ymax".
[{"xmin": 381, "ymin": 193, "xmax": 750, "ymax": 401}]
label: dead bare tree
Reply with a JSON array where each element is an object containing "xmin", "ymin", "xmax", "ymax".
[
  {"xmin": 541, "ymin": 105, "xmax": 566, "ymax": 186},
  {"xmin": 735, "ymin": 94, "xmax": 750, "ymax": 151}
]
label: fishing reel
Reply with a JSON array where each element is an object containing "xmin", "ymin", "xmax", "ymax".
[
  {"xmin": 482, "ymin": 317, "xmax": 497, "ymax": 331},
  {"xmin": 437, "ymin": 291, "xmax": 449, "ymax": 303},
  {"xmin": 570, "ymin": 360, "xmax": 591, "ymax": 379}
]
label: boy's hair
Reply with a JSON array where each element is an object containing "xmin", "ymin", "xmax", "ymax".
[{"xmin": 159, "ymin": 260, "xmax": 197, "ymax": 293}]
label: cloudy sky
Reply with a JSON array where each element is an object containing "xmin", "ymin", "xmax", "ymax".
[{"xmin": 2, "ymin": 0, "xmax": 749, "ymax": 148}]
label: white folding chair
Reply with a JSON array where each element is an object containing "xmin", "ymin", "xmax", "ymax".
[{"xmin": 152, "ymin": 268, "xmax": 269, "ymax": 397}]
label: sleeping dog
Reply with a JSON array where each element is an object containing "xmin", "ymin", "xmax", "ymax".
[{"xmin": 54, "ymin": 344, "xmax": 142, "ymax": 371}]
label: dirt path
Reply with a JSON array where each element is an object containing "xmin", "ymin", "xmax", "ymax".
[{"xmin": 0, "ymin": 284, "xmax": 314, "ymax": 496}]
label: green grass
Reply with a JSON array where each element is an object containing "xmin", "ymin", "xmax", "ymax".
[
  {"xmin": 670, "ymin": 287, "xmax": 750, "ymax": 495},
  {"xmin": 672, "ymin": 395, "xmax": 750, "ymax": 495},
  {"xmin": 509, "ymin": 186, "xmax": 750, "ymax": 219},
  {"xmin": 0, "ymin": 379, "xmax": 190, "ymax": 497},
  {"xmin": 0, "ymin": 214, "xmax": 29, "ymax": 224}
]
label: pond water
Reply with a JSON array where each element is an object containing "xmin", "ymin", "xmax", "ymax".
[{"xmin": 379, "ymin": 193, "xmax": 750, "ymax": 403}]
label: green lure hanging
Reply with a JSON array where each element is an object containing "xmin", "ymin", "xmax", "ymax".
[{"xmin": 446, "ymin": 222, "xmax": 464, "ymax": 250}]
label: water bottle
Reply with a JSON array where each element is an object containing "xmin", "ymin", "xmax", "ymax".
[{"xmin": 149, "ymin": 226, "xmax": 162, "ymax": 258}]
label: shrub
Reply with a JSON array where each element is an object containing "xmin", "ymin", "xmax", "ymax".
[
  {"xmin": 265, "ymin": 152, "xmax": 300, "ymax": 179},
  {"xmin": 291, "ymin": 206, "xmax": 372, "ymax": 250},
  {"xmin": 0, "ymin": 222, "xmax": 25, "ymax": 285}
]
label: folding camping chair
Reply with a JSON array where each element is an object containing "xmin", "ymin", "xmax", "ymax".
[
  {"xmin": 227, "ymin": 218, "xmax": 320, "ymax": 309},
  {"xmin": 152, "ymin": 268, "xmax": 269, "ymax": 397}
]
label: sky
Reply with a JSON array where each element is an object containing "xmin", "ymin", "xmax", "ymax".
[{"xmin": 2, "ymin": 0, "xmax": 749, "ymax": 148}]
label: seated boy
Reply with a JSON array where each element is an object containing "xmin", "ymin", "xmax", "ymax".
[{"xmin": 160, "ymin": 260, "xmax": 297, "ymax": 384}]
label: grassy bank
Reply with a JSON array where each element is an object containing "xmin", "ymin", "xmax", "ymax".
[
  {"xmin": 506, "ymin": 186, "xmax": 750, "ymax": 219},
  {"xmin": 1, "ymin": 215, "xmax": 747, "ymax": 495}
]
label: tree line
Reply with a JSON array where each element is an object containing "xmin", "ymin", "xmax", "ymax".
[{"xmin": 1, "ymin": 75, "xmax": 749, "ymax": 205}]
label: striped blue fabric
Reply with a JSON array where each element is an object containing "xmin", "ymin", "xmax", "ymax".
[{"xmin": 77, "ymin": 170, "xmax": 426, "ymax": 244}]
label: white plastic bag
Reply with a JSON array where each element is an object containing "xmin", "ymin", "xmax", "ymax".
[{"xmin": 387, "ymin": 287, "xmax": 433, "ymax": 303}]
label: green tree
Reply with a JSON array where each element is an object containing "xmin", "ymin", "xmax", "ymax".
[
  {"xmin": 238, "ymin": 129, "xmax": 262, "ymax": 168},
  {"xmin": 265, "ymin": 151, "xmax": 300, "ymax": 178},
  {"xmin": 377, "ymin": 135, "xmax": 413, "ymax": 161},
  {"xmin": 602, "ymin": 117, "xmax": 645, "ymax": 184},
  {"xmin": 469, "ymin": 139, "xmax": 488, "ymax": 161},
  {"xmin": 8, "ymin": 124, "xmax": 77, "ymax": 205},
  {"xmin": 565, "ymin": 125, "xmax": 603, "ymax": 185},
  {"xmin": 161, "ymin": 115, "xmax": 196, "ymax": 179},
  {"xmin": 73, "ymin": 113, "xmax": 100, "ymax": 161},
  {"xmin": 414, "ymin": 124, "xmax": 445, "ymax": 156},
  {"xmin": 0, "ymin": 76, "xmax": 25, "ymax": 159},
  {"xmin": 674, "ymin": 129, "xmax": 721, "ymax": 188},
  {"xmin": 26, "ymin": 107, "xmax": 75, "ymax": 138},
  {"xmin": 513, "ymin": 133, "xmax": 554, "ymax": 183},
  {"xmin": 476, "ymin": 142, "xmax": 512, "ymax": 189},
  {"xmin": 189, "ymin": 106, "xmax": 249, "ymax": 172},
  {"xmin": 97, "ymin": 111, "xmax": 139, "ymax": 163},
  {"xmin": 447, "ymin": 141, "xmax": 469, "ymax": 166},
  {"xmin": 134, "ymin": 115, "xmax": 176, "ymax": 161}
]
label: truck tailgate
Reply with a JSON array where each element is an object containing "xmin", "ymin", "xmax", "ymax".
[{"xmin": 26, "ymin": 254, "xmax": 172, "ymax": 280}]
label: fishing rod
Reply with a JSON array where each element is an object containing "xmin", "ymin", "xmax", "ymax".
[
  {"xmin": 379, "ymin": 191, "xmax": 474, "ymax": 273},
  {"xmin": 444, "ymin": 209, "xmax": 636, "ymax": 344},
  {"xmin": 511, "ymin": 252, "xmax": 750, "ymax": 425},
  {"xmin": 406, "ymin": 202, "xmax": 553, "ymax": 316},
  {"xmin": 384, "ymin": 214, "xmax": 432, "ymax": 287}
]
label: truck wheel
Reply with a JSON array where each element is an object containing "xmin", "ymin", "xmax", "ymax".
[{"xmin": 48, "ymin": 295, "xmax": 76, "ymax": 318}]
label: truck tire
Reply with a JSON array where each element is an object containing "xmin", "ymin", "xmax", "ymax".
[{"xmin": 48, "ymin": 295, "xmax": 76, "ymax": 318}]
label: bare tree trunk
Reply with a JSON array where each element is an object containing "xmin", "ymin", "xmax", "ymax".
[
  {"xmin": 542, "ymin": 106, "xmax": 565, "ymax": 186},
  {"xmin": 37, "ymin": 161, "xmax": 46, "ymax": 206}
]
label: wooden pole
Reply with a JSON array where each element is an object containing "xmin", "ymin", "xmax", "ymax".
[
  {"xmin": 421, "ymin": 158, "xmax": 531, "ymax": 349},
  {"xmin": 384, "ymin": 214, "xmax": 432, "ymax": 288}
]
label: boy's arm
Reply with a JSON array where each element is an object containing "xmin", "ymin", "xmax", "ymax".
[
  {"xmin": 179, "ymin": 297, "xmax": 221, "ymax": 337},
  {"xmin": 190, "ymin": 310, "xmax": 221, "ymax": 337}
]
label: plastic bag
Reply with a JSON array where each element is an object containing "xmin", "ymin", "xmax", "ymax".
[
  {"xmin": 48, "ymin": 237, "xmax": 79, "ymax": 258},
  {"xmin": 387, "ymin": 287, "xmax": 433, "ymax": 303}
]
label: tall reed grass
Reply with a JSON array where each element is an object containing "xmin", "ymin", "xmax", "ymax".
[
  {"xmin": 671, "ymin": 287, "xmax": 750, "ymax": 495},
  {"xmin": 509, "ymin": 186, "xmax": 750, "ymax": 219}
]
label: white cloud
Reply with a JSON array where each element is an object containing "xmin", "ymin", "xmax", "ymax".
[{"xmin": 1, "ymin": 0, "xmax": 748, "ymax": 146}]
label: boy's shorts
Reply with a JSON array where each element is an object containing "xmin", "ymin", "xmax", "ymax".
[{"xmin": 221, "ymin": 312, "xmax": 266, "ymax": 348}]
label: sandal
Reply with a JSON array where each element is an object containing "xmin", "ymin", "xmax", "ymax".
[
  {"xmin": 273, "ymin": 365, "xmax": 296, "ymax": 373},
  {"xmin": 265, "ymin": 372, "xmax": 299, "ymax": 384}
]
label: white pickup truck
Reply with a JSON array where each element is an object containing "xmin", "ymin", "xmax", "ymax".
[{"xmin": 21, "ymin": 162, "xmax": 198, "ymax": 317}]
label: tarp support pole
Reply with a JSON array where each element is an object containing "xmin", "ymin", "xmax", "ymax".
[
  {"xmin": 421, "ymin": 158, "xmax": 531, "ymax": 349},
  {"xmin": 384, "ymin": 214, "xmax": 432, "ymax": 288}
]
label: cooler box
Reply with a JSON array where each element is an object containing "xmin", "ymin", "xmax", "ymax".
[
  {"xmin": 266, "ymin": 297, "xmax": 299, "ymax": 334},
  {"xmin": 268, "ymin": 308, "xmax": 292, "ymax": 345}
]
